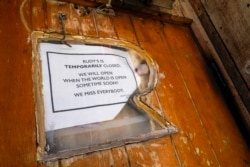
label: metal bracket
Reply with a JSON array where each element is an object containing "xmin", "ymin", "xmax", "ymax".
[
  {"xmin": 58, "ymin": 13, "xmax": 72, "ymax": 47},
  {"xmin": 96, "ymin": 0, "xmax": 115, "ymax": 16}
]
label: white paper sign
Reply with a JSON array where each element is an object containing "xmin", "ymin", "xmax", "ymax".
[{"xmin": 39, "ymin": 43, "xmax": 138, "ymax": 131}]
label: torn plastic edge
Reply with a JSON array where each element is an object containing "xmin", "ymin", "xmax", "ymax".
[
  {"xmin": 32, "ymin": 31, "xmax": 178, "ymax": 162},
  {"xmin": 38, "ymin": 126, "xmax": 177, "ymax": 161}
]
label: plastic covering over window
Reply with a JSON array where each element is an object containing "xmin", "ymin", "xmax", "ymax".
[{"xmin": 32, "ymin": 32, "xmax": 177, "ymax": 161}]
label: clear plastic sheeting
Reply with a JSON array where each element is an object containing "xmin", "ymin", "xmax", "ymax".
[
  {"xmin": 44, "ymin": 102, "xmax": 177, "ymax": 160},
  {"xmin": 35, "ymin": 41, "xmax": 177, "ymax": 161},
  {"xmin": 46, "ymin": 103, "xmax": 161, "ymax": 152}
]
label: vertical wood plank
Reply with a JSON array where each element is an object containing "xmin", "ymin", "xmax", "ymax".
[
  {"xmin": 62, "ymin": 150, "xmax": 117, "ymax": 167},
  {"xmin": 61, "ymin": 152, "xmax": 104, "ymax": 167},
  {"xmin": 31, "ymin": 0, "xmax": 46, "ymax": 30},
  {"xmin": 126, "ymin": 143, "xmax": 157, "ymax": 167},
  {"xmin": 46, "ymin": 1, "xmax": 99, "ymax": 37},
  {"xmin": 164, "ymin": 24, "xmax": 250, "ymax": 166},
  {"xmin": 110, "ymin": 11, "xmax": 180, "ymax": 167},
  {"xmin": 57, "ymin": 2, "xmax": 80, "ymax": 34},
  {"xmin": 78, "ymin": 9, "xmax": 98, "ymax": 37},
  {"xmin": 145, "ymin": 137, "xmax": 180, "ymax": 167},
  {"xmin": 110, "ymin": 13, "xmax": 138, "ymax": 44},
  {"xmin": 20, "ymin": 0, "xmax": 32, "ymax": 32},
  {"xmin": 100, "ymin": 150, "xmax": 115, "ymax": 166},
  {"xmin": 111, "ymin": 147, "xmax": 130, "ymax": 166},
  {"xmin": 1, "ymin": 1, "xmax": 249, "ymax": 166},
  {"xmin": 93, "ymin": 10, "xmax": 117, "ymax": 38},
  {"xmin": 126, "ymin": 137, "xmax": 179, "ymax": 167},
  {"xmin": 131, "ymin": 17, "xmax": 221, "ymax": 166},
  {"xmin": 46, "ymin": 0, "xmax": 62, "ymax": 33},
  {"xmin": 59, "ymin": 147, "xmax": 129, "ymax": 167},
  {"xmin": 0, "ymin": 0, "xmax": 37, "ymax": 166},
  {"xmin": 202, "ymin": 0, "xmax": 250, "ymax": 87}
]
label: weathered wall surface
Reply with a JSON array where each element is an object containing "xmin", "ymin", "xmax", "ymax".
[
  {"xmin": 201, "ymin": 0, "xmax": 250, "ymax": 87},
  {"xmin": 186, "ymin": 0, "xmax": 250, "ymax": 135},
  {"xmin": 0, "ymin": 0, "xmax": 249, "ymax": 166}
]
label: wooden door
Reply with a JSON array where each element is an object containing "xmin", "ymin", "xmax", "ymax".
[{"xmin": 0, "ymin": 1, "xmax": 249, "ymax": 166}]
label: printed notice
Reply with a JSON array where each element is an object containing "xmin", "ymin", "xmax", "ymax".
[{"xmin": 40, "ymin": 43, "xmax": 138, "ymax": 131}]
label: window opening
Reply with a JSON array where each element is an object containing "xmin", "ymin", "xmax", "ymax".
[{"xmin": 32, "ymin": 33, "xmax": 177, "ymax": 161}]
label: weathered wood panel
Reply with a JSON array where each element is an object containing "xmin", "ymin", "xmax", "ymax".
[
  {"xmin": 31, "ymin": 0, "xmax": 46, "ymax": 31},
  {"xmin": 126, "ymin": 139, "xmax": 179, "ymax": 167},
  {"xmin": 201, "ymin": 0, "xmax": 250, "ymax": 88},
  {"xmin": 58, "ymin": 3, "xmax": 81, "ymax": 34},
  {"xmin": 164, "ymin": 24, "xmax": 250, "ymax": 166},
  {"xmin": 93, "ymin": 10, "xmax": 117, "ymax": 38},
  {"xmin": 110, "ymin": 147, "xmax": 130, "ymax": 166},
  {"xmin": 0, "ymin": 0, "xmax": 249, "ymax": 166},
  {"xmin": 46, "ymin": 0, "xmax": 62, "ymax": 33},
  {"xmin": 60, "ymin": 148, "xmax": 130, "ymax": 166},
  {"xmin": 0, "ymin": 0, "xmax": 37, "ymax": 166},
  {"xmin": 78, "ymin": 8, "xmax": 98, "ymax": 37},
  {"xmin": 110, "ymin": 13, "xmax": 138, "ymax": 44},
  {"xmin": 131, "ymin": 18, "xmax": 220, "ymax": 166},
  {"xmin": 188, "ymin": 0, "xmax": 250, "ymax": 139},
  {"xmin": 111, "ymin": 15, "xmax": 180, "ymax": 167}
]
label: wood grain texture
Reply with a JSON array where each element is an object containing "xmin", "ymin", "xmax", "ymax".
[
  {"xmin": 0, "ymin": 0, "xmax": 37, "ymax": 166},
  {"xmin": 165, "ymin": 24, "xmax": 250, "ymax": 166},
  {"xmin": 31, "ymin": 0, "xmax": 46, "ymax": 31},
  {"xmin": 110, "ymin": 13, "xmax": 138, "ymax": 45},
  {"xmin": 57, "ymin": 2, "xmax": 80, "ymax": 34},
  {"xmin": 131, "ymin": 18, "xmax": 220, "ymax": 166},
  {"xmin": 145, "ymin": 137, "xmax": 180, "ymax": 167},
  {"xmin": 125, "ymin": 139, "xmax": 179, "ymax": 167},
  {"xmin": 46, "ymin": 0, "xmax": 62, "ymax": 33},
  {"xmin": 188, "ymin": 0, "xmax": 250, "ymax": 137},
  {"xmin": 60, "ymin": 148, "xmax": 129, "ymax": 167},
  {"xmin": 0, "ymin": 1, "xmax": 249, "ymax": 166},
  {"xmin": 110, "ymin": 147, "xmax": 130, "ymax": 166},
  {"xmin": 111, "ymin": 16, "xmax": 180, "ymax": 167},
  {"xmin": 201, "ymin": 0, "xmax": 250, "ymax": 88},
  {"xmin": 78, "ymin": 8, "xmax": 98, "ymax": 37},
  {"xmin": 93, "ymin": 9, "xmax": 117, "ymax": 38}
]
